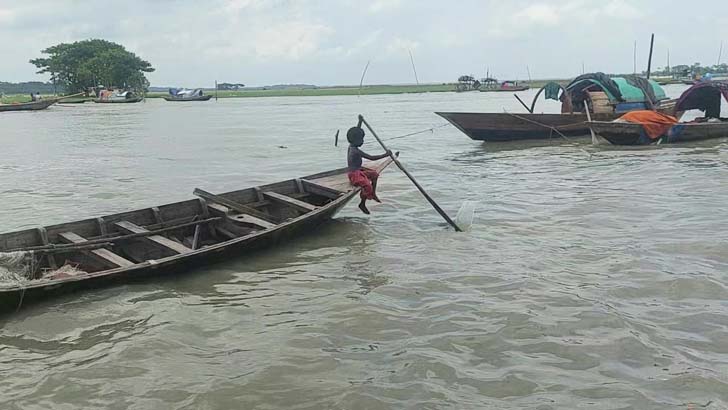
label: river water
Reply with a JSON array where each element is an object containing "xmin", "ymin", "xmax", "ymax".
[{"xmin": 1, "ymin": 86, "xmax": 728, "ymax": 409}]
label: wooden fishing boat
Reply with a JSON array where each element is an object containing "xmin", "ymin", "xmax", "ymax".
[
  {"xmin": 0, "ymin": 99, "xmax": 56, "ymax": 112},
  {"xmin": 162, "ymin": 94, "xmax": 213, "ymax": 102},
  {"xmin": 0, "ymin": 159, "xmax": 392, "ymax": 313},
  {"xmin": 589, "ymin": 82, "xmax": 728, "ymax": 145},
  {"xmin": 479, "ymin": 79, "xmax": 530, "ymax": 92},
  {"xmin": 94, "ymin": 96, "xmax": 144, "ymax": 103},
  {"xmin": 439, "ymin": 74, "xmax": 675, "ymax": 142},
  {"xmin": 588, "ymin": 120, "xmax": 728, "ymax": 145}
]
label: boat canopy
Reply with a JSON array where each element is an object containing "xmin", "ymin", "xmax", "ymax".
[
  {"xmin": 675, "ymin": 81, "xmax": 728, "ymax": 118},
  {"xmin": 169, "ymin": 88, "xmax": 204, "ymax": 97},
  {"xmin": 566, "ymin": 72, "xmax": 667, "ymax": 104}
]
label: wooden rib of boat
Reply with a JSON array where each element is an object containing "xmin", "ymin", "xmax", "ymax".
[
  {"xmin": 589, "ymin": 120, "xmax": 728, "ymax": 145},
  {"xmin": 0, "ymin": 99, "xmax": 57, "ymax": 112},
  {"xmin": 0, "ymin": 158, "xmax": 392, "ymax": 313},
  {"xmin": 94, "ymin": 96, "xmax": 144, "ymax": 103},
  {"xmin": 162, "ymin": 94, "xmax": 213, "ymax": 102}
]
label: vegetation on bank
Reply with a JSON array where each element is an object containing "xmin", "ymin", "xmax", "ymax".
[{"xmin": 30, "ymin": 39, "xmax": 154, "ymax": 93}]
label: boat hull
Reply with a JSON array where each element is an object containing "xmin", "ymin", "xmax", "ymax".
[
  {"xmin": 436, "ymin": 112, "xmax": 618, "ymax": 142},
  {"xmin": 94, "ymin": 97, "xmax": 144, "ymax": 103},
  {"xmin": 590, "ymin": 121, "xmax": 728, "ymax": 145},
  {"xmin": 0, "ymin": 100, "xmax": 56, "ymax": 112},
  {"xmin": 162, "ymin": 95, "xmax": 213, "ymax": 102}
]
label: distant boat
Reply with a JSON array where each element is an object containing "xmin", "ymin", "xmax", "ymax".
[
  {"xmin": 95, "ymin": 90, "xmax": 143, "ymax": 103},
  {"xmin": 0, "ymin": 158, "xmax": 393, "ymax": 313},
  {"xmin": 0, "ymin": 99, "xmax": 57, "ymax": 112},
  {"xmin": 438, "ymin": 73, "xmax": 677, "ymax": 142},
  {"xmin": 163, "ymin": 88, "xmax": 212, "ymax": 102},
  {"xmin": 589, "ymin": 81, "xmax": 728, "ymax": 145},
  {"xmin": 479, "ymin": 78, "xmax": 530, "ymax": 92}
]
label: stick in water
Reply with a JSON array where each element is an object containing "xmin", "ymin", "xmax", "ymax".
[
  {"xmin": 357, "ymin": 114, "xmax": 462, "ymax": 232},
  {"xmin": 583, "ymin": 100, "xmax": 598, "ymax": 145}
]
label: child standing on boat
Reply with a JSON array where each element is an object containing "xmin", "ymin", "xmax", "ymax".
[{"xmin": 346, "ymin": 126, "xmax": 392, "ymax": 214}]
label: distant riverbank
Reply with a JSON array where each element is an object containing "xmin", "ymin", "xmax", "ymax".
[{"xmin": 1, "ymin": 80, "xmax": 568, "ymax": 104}]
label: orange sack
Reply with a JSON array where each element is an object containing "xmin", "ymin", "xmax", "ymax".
[{"xmin": 618, "ymin": 110, "xmax": 678, "ymax": 140}]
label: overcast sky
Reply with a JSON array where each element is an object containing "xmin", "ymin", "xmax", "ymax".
[{"xmin": 1, "ymin": 0, "xmax": 727, "ymax": 87}]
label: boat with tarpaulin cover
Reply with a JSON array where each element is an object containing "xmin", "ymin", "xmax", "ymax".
[
  {"xmin": 163, "ymin": 88, "xmax": 212, "ymax": 102},
  {"xmin": 0, "ymin": 158, "xmax": 392, "ymax": 313},
  {"xmin": 589, "ymin": 81, "xmax": 728, "ymax": 145},
  {"xmin": 95, "ymin": 90, "xmax": 143, "ymax": 103},
  {"xmin": 437, "ymin": 73, "xmax": 676, "ymax": 142}
]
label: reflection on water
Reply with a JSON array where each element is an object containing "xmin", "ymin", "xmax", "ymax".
[{"xmin": 1, "ymin": 89, "xmax": 728, "ymax": 408}]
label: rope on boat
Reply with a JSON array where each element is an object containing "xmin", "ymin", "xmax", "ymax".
[
  {"xmin": 503, "ymin": 110, "xmax": 594, "ymax": 159},
  {"xmin": 363, "ymin": 123, "xmax": 451, "ymax": 146}
]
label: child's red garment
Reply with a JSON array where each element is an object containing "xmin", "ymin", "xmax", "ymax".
[{"xmin": 348, "ymin": 167, "xmax": 379, "ymax": 199}]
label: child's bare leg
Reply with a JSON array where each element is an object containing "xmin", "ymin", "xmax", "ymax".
[
  {"xmin": 371, "ymin": 178, "xmax": 381, "ymax": 203},
  {"xmin": 358, "ymin": 198, "xmax": 370, "ymax": 214}
]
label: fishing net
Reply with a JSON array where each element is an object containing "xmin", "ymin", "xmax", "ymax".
[
  {"xmin": 0, "ymin": 251, "xmax": 35, "ymax": 285},
  {"xmin": 0, "ymin": 251, "xmax": 87, "ymax": 286},
  {"xmin": 455, "ymin": 200, "xmax": 477, "ymax": 232}
]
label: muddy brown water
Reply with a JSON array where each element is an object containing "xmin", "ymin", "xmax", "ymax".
[{"xmin": 1, "ymin": 85, "xmax": 728, "ymax": 409}]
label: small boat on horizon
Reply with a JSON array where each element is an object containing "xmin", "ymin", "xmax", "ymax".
[
  {"xmin": 0, "ymin": 159, "xmax": 392, "ymax": 314},
  {"xmin": 163, "ymin": 88, "xmax": 213, "ymax": 101},
  {"xmin": 479, "ymin": 78, "xmax": 530, "ymax": 92},
  {"xmin": 95, "ymin": 90, "xmax": 144, "ymax": 103}
]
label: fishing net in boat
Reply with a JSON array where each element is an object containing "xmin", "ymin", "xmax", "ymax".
[{"xmin": 0, "ymin": 251, "xmax": 35, "ymax": 285}]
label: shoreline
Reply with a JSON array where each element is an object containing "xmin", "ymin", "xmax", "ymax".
[{"xmin": 1, "ymin": 80, "xmax": 567, "ymax": 103}]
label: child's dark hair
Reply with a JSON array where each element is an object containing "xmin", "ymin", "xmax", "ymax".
[{"xmin": 347, "ymin": 126, "xmax": 365, "ymax": 146}]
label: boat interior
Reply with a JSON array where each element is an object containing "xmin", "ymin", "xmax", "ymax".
[{"xmin": 0, "ymin": 173, "xmax": 350, "ymax": 281}]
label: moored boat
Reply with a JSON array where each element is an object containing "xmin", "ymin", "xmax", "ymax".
[
  {"xmin": 0, "ymin": 99, "xmax": 57, "ymax": 112},
  {"xmin": 163, "ymin": 88, "xmax": 212, "ymax": 101},
  {"xmin": 95, "ymin": 90, "xmax": 144, "ymax": 103},
  {"xmin": 479, "ymin": 78, "xmax": 530, "ymax": 92},
  {"xmin": 438, "ymin": 73, "xmax": 675, "ymax": 142},
  {"xmin": 0, "ymin": 158, "xmax": 392, "ymax": 313},
  {"xmin": 589, "ymin": 81, "xmax": 728, "ymax": 145}
]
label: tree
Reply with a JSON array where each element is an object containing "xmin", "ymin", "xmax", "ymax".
[{"xmin": 30, "ymin": 39, "xmax": 154, "ymax": 93}]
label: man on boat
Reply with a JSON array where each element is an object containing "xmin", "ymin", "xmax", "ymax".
[{"xmin": 346, "ymin": 126, "xmax": 392, "ymax": 215}]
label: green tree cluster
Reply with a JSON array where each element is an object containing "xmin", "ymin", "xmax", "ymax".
[{"xmin": 30, "ymin": 39, "xmax": 154, "ymax": 93}]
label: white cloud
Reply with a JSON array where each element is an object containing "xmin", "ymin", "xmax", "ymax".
[
  {"xmin": 0, "ymin": 8, "xmax": 14, "ymax": 23},
  {"xmin": 368, "ymin": 0, "xmax": 403, "ymax": 13},
  {"xmin": 515, "ymin": 3, "xmax": 560, "ymax": 26},
  {"xmin": 386, "ymin": 36, "xmax": 419, "ymax": 54},
  {"xmin": 253, "ymin": 22, "xmax": 334, "ymax": 60}
]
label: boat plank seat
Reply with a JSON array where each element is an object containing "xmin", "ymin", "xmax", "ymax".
[
  {"xmin": 263, "ymin": 191, "xmax": 317, "ymax": 213},
  {"xmin": 114, "ymin": 221, "xmax": 192, "ymax": 254},
  {"xmin": 58, "ymin": 232, "xmax": 135, "ymax": 268},
  {"xmin": 207, "ymin": 203, "xmax": 276, "ymax": 230},
  {"xmin": 193, "ymin": 188, "xmax": 276, "ymax": 223},
  {"xmin": 300, "ymin": 179, "xmax": 343, "ymax": 199}
]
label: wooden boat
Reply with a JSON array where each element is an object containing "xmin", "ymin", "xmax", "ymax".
[
  {"xmin": 439, "ymin": 74, "xmax": 675, "ymax": 142},
  {"xmin": 0, "ymin": 159, "xmax": 391, "ymax": 313},
  {"xmin": 436, "ymin": 111, "xmax": 617, "ymax": 141},
  {"xmin": 94, "ymin": 96, "xmax": 144, "ymax": 103},
  {"xmin": 0, "ymin": 99, "xmax": 56, "ymax": 112},
  {"xmin": 588, "ymin": 120, "xmax": 728, "ymax": 145},
  {"xmin": 162, "ymin": 94, "xmax": 213, "ymax": 102},
  {"xmin": 479, "ymin": 79, "xmax": 530, "ymax": 92},
  {"xmin": 589, "ymin": 81, "xmax": 728, "ymax": 145}
]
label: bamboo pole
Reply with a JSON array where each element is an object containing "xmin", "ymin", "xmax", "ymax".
[{"xmin": 358, "ymin": 115, "xmax": 462, "ymax": 232}]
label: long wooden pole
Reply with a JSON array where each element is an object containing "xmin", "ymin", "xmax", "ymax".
[
  {"xmin": 514, "ymin": 94, "xmax": 533, "ymax": 113},
  {"xmin": 584, "ymin": 100, "xmax": 598, "ymax": 145},
  {"xmin": 358, "ymin": 115, "xmax": 462, "ymax": 232},
  {"xmin": 646, "ymin": 33, "xmax": 655, "ymax": 79}
]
